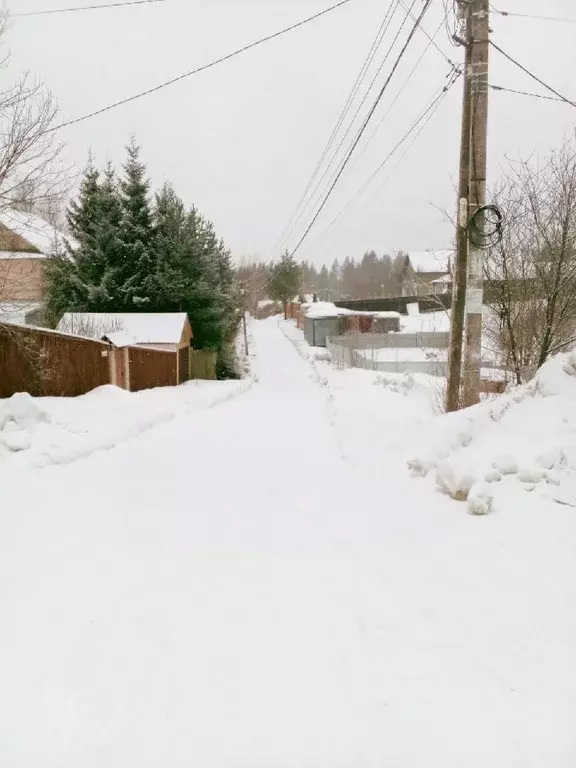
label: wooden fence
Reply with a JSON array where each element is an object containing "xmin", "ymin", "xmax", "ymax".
[
  {"xmin": 0, "ymin": 323, "xmax": 110, "ymax": 397},
  {"xmin": 128, "ymin": 346, "xmax": 178, "ymax": 392},
  {"xmin": 189, "ymin": 349, "xmax": 217, "ymax": 380},
  {"xmin": 0, "ymin": 323, "xmax": 189, "ymax": 398}
]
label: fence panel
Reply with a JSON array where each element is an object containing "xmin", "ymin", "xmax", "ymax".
[
  {"xmin": 189, "ymin": 349, "xmax": 217, "ymax": 380},
  {"xmin": 0, "ymin": 323, "xmax": 110, "ymax": 397},
  {"xmin": 128, "ymin": 346, "xmax": 177, "ymax": 392},
  {"xmin": 178, "ymin": 347, "xmax": 190, "ymax": 383}
]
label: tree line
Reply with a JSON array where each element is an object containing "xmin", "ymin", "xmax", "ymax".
[
  {"xmin": 46, "ymin": 140, "xmax": 239, "ymax": 377},
  {"xmin": 237, "ymin": 250, "xmax": 408, "ymax": 310}
]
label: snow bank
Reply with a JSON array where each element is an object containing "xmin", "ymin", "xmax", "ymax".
[
  {"xmin": 410, "ymin": 352, "xmax": 576, "ymax": 510},
  {"xmin": 0, "ymin": 379, "xmax": 250, "ymax": 470}
]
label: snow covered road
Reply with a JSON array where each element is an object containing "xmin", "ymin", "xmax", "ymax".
[{"xmin": 1, "ymin": 318, "xmax": 576, "ymax": 767}]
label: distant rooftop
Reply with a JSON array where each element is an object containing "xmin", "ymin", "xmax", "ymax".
[{"xmin": 0, "ymin": 208, "xmax": 73, "ymax": 257}]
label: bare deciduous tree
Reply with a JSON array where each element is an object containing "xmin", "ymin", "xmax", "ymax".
[
  {"xmin": 484, "ymin": 136, "xmax": 576, "ymax": 383},
  {"xmin": 0, "ymin": 14, "xmax": 68, "ymax": 218}
]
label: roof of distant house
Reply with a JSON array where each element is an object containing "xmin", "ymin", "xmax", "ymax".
[
  {"xmin": 407, "ymin": 249, "xmax": 453, "ymax": 274},
  {"xmin": 57, "ymin": 312, "xmax": 191, "ymax": 345},
  {"xmin": 430, "ymin": 273, "xmax": 453, "ymax": 284},
  {"xmin": 0, "ymin": 208, "xmax": 72, "ymax": 257}
]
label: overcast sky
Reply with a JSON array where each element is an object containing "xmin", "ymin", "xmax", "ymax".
[{"xmin": 4, "ymin": 0, "xmax": 576, "ymax": 266}]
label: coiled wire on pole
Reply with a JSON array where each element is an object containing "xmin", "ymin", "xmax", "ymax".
[{"xmin": 467, "ymin": 204, "xmax": 503, "ymax": 248}]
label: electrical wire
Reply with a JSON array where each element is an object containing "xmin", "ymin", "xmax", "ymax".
[
  {"xmin": 277, "ymin": 0, "xmax": 412, "ymax": 257},
  {"xmin": 270, "ymin": 0, "xmax": 400, "ymax": 259},
  {"xmin": 352, "ymin": 11, "xmax": 453, "ymax": 168},
  {"xmin": 489, "ymin": 83, "xmax": 568, "ymax": 103},
  {"xmin": 289, "ymin": 0, "xmax": 433, "ymax": 259},
  {"xmin": 43, "ymin": 0, "xmax": 354, "ymax": 132},
  {"xmin": 489, "ymin": 40, "xmax": 576, "ymax": 109},
  {"xmin": 489, "ymin": 6, "xmax": 576, "ymax": 25},
  {"xmin": 12, "ymin": 0, "xmax": 166, "ymax": 16},
  {"xmin": 301, "ymin": 70, "xmax": 459, "ymax": 256},
  {"xmin": 399, "ymin": 0, "xmax": 456, "ymax": 66}
]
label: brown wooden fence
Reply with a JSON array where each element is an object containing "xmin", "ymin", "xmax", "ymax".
[
  {"xmin": 179, "ymin": 346, "xmax": 190, "ymax": 383},
  {"xmin": 0, "ymin": 323, "xmax": 188, "ymax": 398},
  {"xmin": 128, "ymin": 345, "xmax": 178, "ymax": 392},
  {"xmin": 189, "ymin": 349, "xmax": 217, "ymax": 380},
  {"xmin": 0, "ymin": 323, "xmax": 110, "ymax": 397}
]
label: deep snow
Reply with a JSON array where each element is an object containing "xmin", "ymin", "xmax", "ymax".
[{"xmin": 1, "ymin": 317, "xmax": 576, "ymax": 767}]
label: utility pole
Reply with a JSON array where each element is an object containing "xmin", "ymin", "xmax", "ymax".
[
  {"xmin": 242, "ymin": 305, "xmax": 249, "ymax": 356},
  {"xmin": 462, "ymin": 0, "xmax": 490, "ymax": 407},
  {"xmin": 446, "ymin": 0, "xmax": 490, "ymax": 411},
  {"xmin": 446, "ymin": 3, "xmax": 473, "ymax": 413},
  {"xmin": 239, "ymin": 283, "xmax": 249, "ymax": 356}
]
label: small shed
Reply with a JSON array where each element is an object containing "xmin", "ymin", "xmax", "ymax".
[
  {"xmin": 57, "ymin": 312, "xmax": 193, "ymax": 389},
  {"xmin": 57, "ymin": 312, "xmax": 192, "ymax": 352}
]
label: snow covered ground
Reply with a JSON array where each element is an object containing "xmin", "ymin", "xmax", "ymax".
[
  {"xmin": 0, "ymin": 379, "xmax": 250, "ymax": 469},
  {"xmin": 1, "ymin": 316, "xmax": 576, "ymax": 767}
]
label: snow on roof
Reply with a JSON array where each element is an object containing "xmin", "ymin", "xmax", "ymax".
[
  {"xmin": 101, "ymin": 330, "xmax": 137, "ymax": 348},
  {"xmin": 430, "ymin": 273, "xmax": 452, "ymax": 284},
  {"xmin": 407, "ymin": 249, "xmax": 453, "ymax": 274},
  {"xmin": 0, "ymin": 251, "xmax": 47, "ymax": 261},
  {"xmin": 0, "ymin": 302, "xmax": 43, "ymax": 324},
  {"xmin": 57, "ymin": 313, "xmax": 189, "ymax": 345},
  {"xmin": 0, "ymin": 209, "xmax": 73, "ymax": 256}
]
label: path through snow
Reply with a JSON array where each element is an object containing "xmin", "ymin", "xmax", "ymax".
[{"xmin": 1, "ymin": 318, "xmax": 575, "ymax": 767}]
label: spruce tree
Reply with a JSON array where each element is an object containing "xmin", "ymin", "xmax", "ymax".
[
  {"xmin": 45, "ymin": 159, "xmax": 125, "ymax": 321},
  {"xmin": 117, "ymin": 138, "xmax": 155, "ymax": 309}
]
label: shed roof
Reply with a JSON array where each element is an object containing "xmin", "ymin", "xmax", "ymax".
[
  {"xmin": 407, "ymin": 249, "xmax": 453, "ymax": 274},
  {"xmin": 0, "ymin": 208, "xmax": 72, "ymax": 256},
  {"xmin": 57, "ymin": 312, "xmax": 191, "ymax": 345}
]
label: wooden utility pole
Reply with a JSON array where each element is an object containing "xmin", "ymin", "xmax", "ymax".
[
  {"xmin": 446, "ymin": 0, "xmax": 490, "ymax": 411},
  {"xmin": 446, "ymin": 4, "xmax": 473, "ymax": 413},
  {"xmin": 462, "ymin": 0, "xmax": 490, "ymax": 407},
  {"xmin": 242, "ymin": 306, "xmax": 249, "ymax": 356}
]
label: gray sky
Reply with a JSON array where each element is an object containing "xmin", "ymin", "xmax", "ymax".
[{"xmin": 5, "ymin": 0, "xmax": 576, "ymax": 266}]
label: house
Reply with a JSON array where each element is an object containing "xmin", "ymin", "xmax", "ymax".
[
  {"xmin": 0, "ymin": 208, "xmax": 70, "ymax": 324},
  {"xmin": 401, "ymin": 250, "xmax": 453, "ymax": 296}
]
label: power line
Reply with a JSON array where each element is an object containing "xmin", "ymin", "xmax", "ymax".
[
  {"xmin": 399, "ymin": 0, "xmax": 456, "ymax": 67},
  {"xmin": 352, "ymin": 12, "xmax": 452, "ymax": 168},
  {"xmin": 489, "ymin": 6, "xmax": 576, "ymax": 25},
  {"xmin": 302, "ymin": 71, "xmax": 459, "ymax": 255},
  {"xmin": 277, "ymin": 0, "xmax": 410, "ymax": 257},
  {"xmin": 44, "ymin": 0, "xmax": 354, "ymax": 132},
  {"xmin": 12, "ymin": 0, "xmax": 166, "ymax": 17},
  {"xmin": 489, "ymin": 83, "xmax": 568, "ymax": 103},
  {"xmin": 271, "ymin": 0, "xmax": 400, "ymax": 258},
  {"xmin": 289, "ymin": 0, "xmax": 433, "ymax": 259},
  {"xmin": 489, "ymin": 40, "xmax": 576, "ymax": 109}
]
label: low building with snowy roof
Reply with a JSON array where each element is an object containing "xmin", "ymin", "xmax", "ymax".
[
  {"xmin": 401, "ymin": 250, "xmax": 453, "ymax": 297},
  {"xmin": 57, "ymin": 312, "xmax": 193, "ymax": 353}
]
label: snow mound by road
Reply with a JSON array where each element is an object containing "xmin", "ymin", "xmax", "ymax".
[
  {"xmin": 0, "ymin": 379, "xmax": 250, "ymax": 470},
  {"xmin": 410, "ymin": 352, "xmax": 576, "ymax": 510}
]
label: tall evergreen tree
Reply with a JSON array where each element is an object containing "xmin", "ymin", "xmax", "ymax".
[
  {"xmin": 116, "ymin": 139, "xmax": 155, "ymax": 308},
  {"xmin": 46, "ymin": 158, "xmax": 124, "ymax": 319}
]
